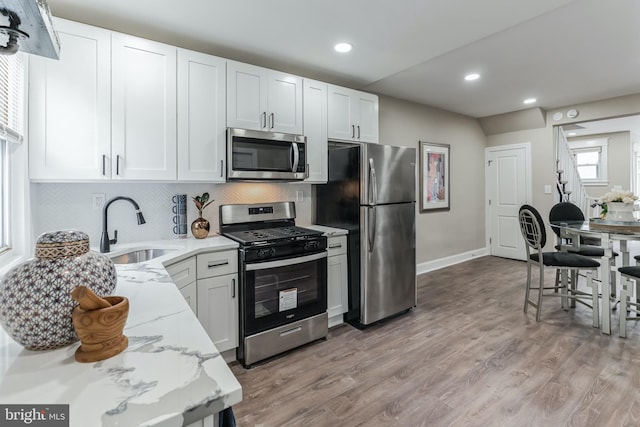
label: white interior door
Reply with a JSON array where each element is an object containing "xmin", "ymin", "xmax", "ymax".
[{"xmin": 486, "ymin": 144, "xmax": 531, "ymax": 260}]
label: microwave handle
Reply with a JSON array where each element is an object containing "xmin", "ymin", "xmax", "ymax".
[{"xmin": 291, "ymin": 142, "xmax": 300, "ymax": 173}]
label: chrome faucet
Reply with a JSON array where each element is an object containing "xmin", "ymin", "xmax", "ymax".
[{"xmin": 100, "ymin": 196, "xmax": 146, "ymax": 253}]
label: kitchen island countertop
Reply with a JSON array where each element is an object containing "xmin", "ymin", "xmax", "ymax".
[{"xmin": 0, "ymin": 235, "xmax": 242, "ymax": 426}]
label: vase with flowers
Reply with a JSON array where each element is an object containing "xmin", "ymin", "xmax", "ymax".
[
  {"xmin": 596, "ymin": 189, "xmax": 638, "ymax": 222},
  {"xmin": 191, "ymin": 192, "xmax": 214, "ymax": 239}
]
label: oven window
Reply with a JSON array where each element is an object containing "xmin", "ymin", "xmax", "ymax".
[
  {"xmin": 232, "ymin": 137, "xmax": 292, "ymax": 172},
  {"xmin": 254, "ymin": 260, "xmax": 320, "ymax": 318}
]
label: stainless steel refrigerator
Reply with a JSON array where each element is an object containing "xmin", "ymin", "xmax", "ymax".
[{"xmin": 316, "ymin": 141, "xmax": 416, "ymax": 328}]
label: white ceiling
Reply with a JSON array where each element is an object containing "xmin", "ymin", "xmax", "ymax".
[{"xmin": 44, "ymin": 0, "xmax": 640, "ymax": 120}]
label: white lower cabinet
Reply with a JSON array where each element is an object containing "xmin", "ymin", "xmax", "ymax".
[
  {"xmin": 196, "ymin": 250, "xmax": 239, "ymax": 353},
  {"xmin": 179, "ymin": 282, "xmax": 198, "ymax": 315},
  {"xmin": 327, "ymin": 235, "xmax": 348, "ymax": 327},
  {"xmin": 166, "ymin": 257, "xmax": 198, "ymax": 314},
  {"xmin": 196, "ymin": 273, "xmax": 238, "ymax": 353},
  {"xmin": 165, "ymin": 250, "xmax": 239, "ymax": 354}
]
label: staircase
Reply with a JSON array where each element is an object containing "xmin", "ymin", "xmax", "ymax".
[{"xmin": 555, "ymin": 126, "xmax": 598, "ymax": 217}]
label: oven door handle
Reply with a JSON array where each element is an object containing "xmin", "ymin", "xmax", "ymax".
[{"xmin": 246, "ymin": 251, "xmax": 326, "ymax": 271}]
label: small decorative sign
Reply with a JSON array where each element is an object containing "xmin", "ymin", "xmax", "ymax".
[{"xmin": 279, "ymin": 288, "xmax": 298, "ymax": 312}]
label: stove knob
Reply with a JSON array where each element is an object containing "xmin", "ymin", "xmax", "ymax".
[{"xmin": 270, "ymin": 248, "xmax": 276, "ymax": 257}]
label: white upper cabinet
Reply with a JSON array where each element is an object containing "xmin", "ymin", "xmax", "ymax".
[
  {"xmin": 177, "ymin": 49, "xmax": 226, "ymax": 182},
  {"xmin": 227, "ymin": 61, "xmax": 303, "ymax": 134},
  {"xmin": 328, "ymin": 84, "xmax": 379, "ymax": 144},
  {"xmin": 303, "ymin": 79, "xmax": 328, "ymax": 183},
  {"xmin": 29, "ymin": 18, "xmax": 111, "ymax": 180},
  {"xmin": 111, "ymin": 33, "xmax": 177, "ymax": 180}
]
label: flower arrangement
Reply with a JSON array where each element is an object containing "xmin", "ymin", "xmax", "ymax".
[
  {"xmin": 595, "ymin": 189, "xmax": 638, "ymax": 219},
  {"xmin": 599, "ymin": 189, "xmax": 638, "ymax": 205}
]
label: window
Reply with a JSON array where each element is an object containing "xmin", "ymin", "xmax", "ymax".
[
  {"xmin": 568, "ymin": 138, "xmax": 609, "ymax": 185},
  {"xmin": 0, "ymin": 53, "xmax": 26, "ymax": 258}
]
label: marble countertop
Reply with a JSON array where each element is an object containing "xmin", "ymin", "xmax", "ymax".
[{"xmin": 0, "ymin": 235, "xmax": 242, "ymax": 427}]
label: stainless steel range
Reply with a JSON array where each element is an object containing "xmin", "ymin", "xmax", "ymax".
[{"xmin": 219, "ymin": 202, "xmax": 328, "ymax": 368}]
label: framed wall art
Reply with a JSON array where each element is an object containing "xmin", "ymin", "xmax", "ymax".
[{"xmin": 419, "ymin": 141, "xmax": 450, "ymax": 212}]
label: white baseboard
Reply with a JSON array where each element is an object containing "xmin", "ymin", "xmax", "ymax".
[{"xmin": 417, "ymin": 247, "xmax": 489, "ymax": 275}]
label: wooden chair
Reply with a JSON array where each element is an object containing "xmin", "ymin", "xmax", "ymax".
[{"xmin": 519, "ymin": 204, "xmax": 601, "ymax": 326}]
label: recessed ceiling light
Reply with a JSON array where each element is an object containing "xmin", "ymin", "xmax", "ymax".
[
  {"xmin": 523, "ymin": 98, "xmax": 537, "ymax": 104},
  {"xmin": 334, "ymin": 42, "xmax": 352, "ymax": 53},
  {"xmin": 567, "ymin": 132, "xmax": 577, "ymax": 136},
  {"xmin": 464, "ymin": 73, "xmax": 480, "ymax": 81}
]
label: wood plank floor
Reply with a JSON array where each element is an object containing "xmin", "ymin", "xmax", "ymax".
[{"xmin": 230, "ymin": 255, "xmax": 640, "ymax": 426}]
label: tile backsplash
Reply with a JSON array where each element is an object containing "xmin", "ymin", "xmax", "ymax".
[{"xmin": 32, "ymin": 182, "xmax": 313, "ymax": 250}]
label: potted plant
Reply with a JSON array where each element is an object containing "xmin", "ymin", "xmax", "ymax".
[{"xmin": 191, "ymin": 192, "xmax": 214, "ymax": 238}]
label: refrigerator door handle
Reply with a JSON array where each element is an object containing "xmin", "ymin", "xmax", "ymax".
[
  {"xmin": 368, "ymin": 158, "xmax": 378, "ymax": 205},
  {"xmin": 368, "ymin": 206, "xmax": 376, "ymax": 252}
]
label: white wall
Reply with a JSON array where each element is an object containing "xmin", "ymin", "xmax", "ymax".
[
  {"xmin": 31, "ymin": 182, "xmax": 312, "ymax": 252},
  {"xmin": 378, "ymin": 95, "xmax": 487, "ymax": 264}
]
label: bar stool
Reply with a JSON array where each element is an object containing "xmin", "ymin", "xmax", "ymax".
[
  {"xmin": 618, "ymin": 265, "xmax": 640, "ymax": 337},
  {"xmin": 549, "ymin": 202, "xmax": 619, "ymax": 304},
  {"xmin": 519, "ymin": 205, "xmax": 601, "ymax": 325}
]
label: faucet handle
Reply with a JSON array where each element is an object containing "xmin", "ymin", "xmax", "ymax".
[{"xmin": 109, "ymin": 230, "xmax": 118, "ymax": 245}]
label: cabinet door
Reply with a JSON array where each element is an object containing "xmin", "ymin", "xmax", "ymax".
[
  {"xmin": 226, "ymin": 61, "xmax": 267, "ymax": 131},
  {"xmin": 29, "ymin": 18, "xmax": 111, "ymax": 180},
  {"xmin": 356, "ymin": 91, "xmax": 379, "ymax": 143},
  {"xmin": 179, "ymin": 281, "xmax": 198, "ymax": 315},
  {"xmin": 197, "ymin": 274, "xmax": 238, "ymax": 353},
  {"xmin": 267, "ymin": 71, "xmax": 303, "ymax": 134},
  {"xmin": 111, "ymin": 33, "xmax": 177, "ymax": 180},
  {"xmin": 327, "ymin": 84, "xmax": 355, "ymax": 141},
  {"xmin": 327, "ymin": 253, "xmax": 348, "ymax": 327},
  {"xmin": 303, "ymin": 79, "xmax": 327, "ymax": 183},
  {"xmin": 177, "ymin": 49, "xmax": 226, "ymax": 181}
]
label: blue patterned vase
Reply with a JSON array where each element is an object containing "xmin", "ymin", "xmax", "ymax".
[{"xmin": 0, "ymin": 230, "xmax": 117, "ymax": 350}]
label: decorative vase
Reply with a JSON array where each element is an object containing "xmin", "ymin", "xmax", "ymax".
[
  {"xmin": 605, "ymin": 202, "xmax": 636, "ymax": 222},
  {"xmin": 191, "ymin": 213, "xmax": 210, "ymax": 239},
  {"xmin": 0, "ymin": 230, "xmax": 117, "ymax": 350}
]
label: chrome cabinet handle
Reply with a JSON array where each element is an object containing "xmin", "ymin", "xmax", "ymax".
[
  {"xmin": 262, "ymin": 112, "xmax": 267, "ymax": 128},
  {"xmin": 328, "ymin": 243, "xmax": 342, "ymax": 249},
  {"xmin": 232, "ymin": 278, "xmax": 236, "ymax": 298},
  {"xmin": 357, "ymin": 125, "xmax": 361, "ymax": 139},
  {"xmin": 102, "ymin": 154, "xmax": 106, "ymax": 176},
  {"xmin": 305, "ymin": 163, "xmax": 309, "ymax": 179},
  {"xmin": 351, "ymin": 124, "xmax": 355, "ymax": 139},
  {"xmin": 208, "ymin": 260, "xmax": 229, "ymax": 268},
  {"xmin": 269, "ymin": 113, "xmax": 274, "ymax": 129},
  {"xmin": 220, "ymin": 160, "xmax": 223, "ymax": 178},
  {"xmin": 116, "ymin": 155, "xmax": 121, "ymax": 176}
]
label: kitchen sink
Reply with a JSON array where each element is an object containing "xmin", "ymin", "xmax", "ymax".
[{"xmin": 110, "ymin": 248, "xmax": 176, "ymax": 264}]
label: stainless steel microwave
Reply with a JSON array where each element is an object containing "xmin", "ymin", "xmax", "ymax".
[{"xmin": 227, "ymin": 128, "xmax": 307, "ymax": 181}]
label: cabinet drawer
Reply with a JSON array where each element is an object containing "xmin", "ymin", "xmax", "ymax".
[
  {"xmin": 197, "ymin": 250, "xmax": 238, "ymax": 279},
  {"xmin": 327, "ymin": 235, "xmax": 347, "ymax": 257},
  {"xmin": 165, "ymin": 257, "xmax": 197, "ymax": 289}
]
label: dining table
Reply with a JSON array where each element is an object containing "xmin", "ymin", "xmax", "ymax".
[{"xmin": 551, "ymin": 219, "xmax": 640, "ymax": 335}]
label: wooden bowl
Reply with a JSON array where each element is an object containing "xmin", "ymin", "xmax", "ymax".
[{"xmin": 72, "ymin": 295, "xmax": 129, "ymax": 363}]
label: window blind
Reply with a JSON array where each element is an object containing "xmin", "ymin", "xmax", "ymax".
[{"xmin": 0, "ymin": 53, "xmax": 25, "ymax": 144}]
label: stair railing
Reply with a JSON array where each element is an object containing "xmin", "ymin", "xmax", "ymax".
[{"xmin": 555, "ymin": 126, "xmax": 593, "ymax": 217}]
